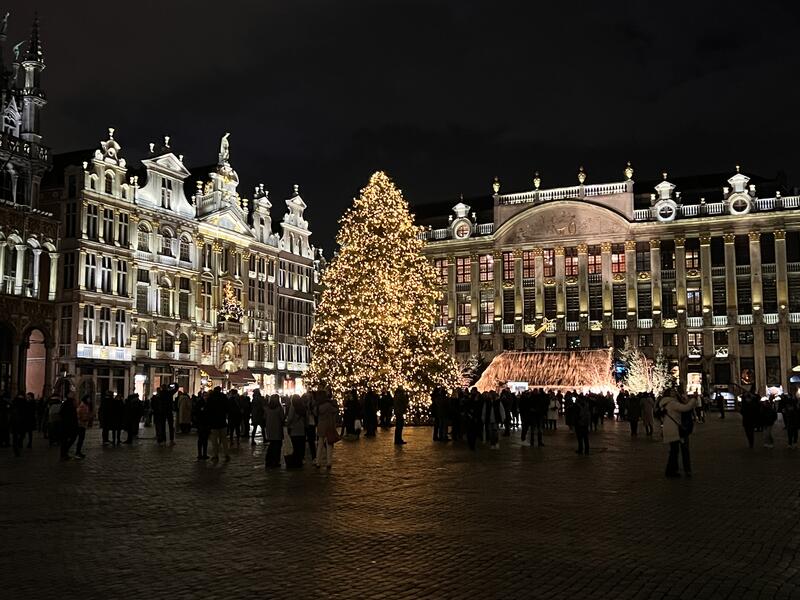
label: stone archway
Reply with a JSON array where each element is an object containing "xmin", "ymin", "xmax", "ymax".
[{"xmin": 24, "ymin": 328, "xmax": 47, "ymax": 398}]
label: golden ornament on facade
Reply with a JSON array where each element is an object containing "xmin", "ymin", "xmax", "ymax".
[
  {"xmin": 512, "ymin": 248, "xmax": 523, "ymax": 259},
  {"xmin": 699, "ymin": 234, "xmax": 711, "ymax": 245},
  {"xmin": 532, "ymin": 247, "xmax": 544, "ymax": 257},
  {"xmin": 470, "ymin": 253, "xmax": 480, "ymax": 262},
  {"xmin": 663, "ymin": 318, "xmax": 678, "ymax": 329},
  {"xmin": 211, "ymin": 241, "xmax": 223, "ymax": 253},
  {"xmin": 686, "ymin": 268, "xmax": 700, "ymax": 279},
  {"xmin": 649, "ymin": 239, "xmax": 661, "ymax": 249},
  {"xmin": 523, "ymin": 324, "xmax": 537, "ymax": 335},
  {"xmin": 600, "ymin": 242, "xmax": 612, "ymax": 253},
  {"xmin": 624, "ymin": 240, "xmax": 637, "ymax": 251},
  {"xmin": 502, "ymin": 280, "xmax": 515, "ymax": 289},
  {"xmin": 748, "ymin": 231, "xmax": 761, "ymax": 242},
  {"xmin": 612, "ymin": 273, "xmax": 625, "ymax": 282},
  {"xmin": 555, "ymin": 246, "xmax": 565, "ymax": 256},
  {"xmin": 492, "ymin": 250, "xmax": 504, "ymax": 260},
  {"xmin": 723, "ymin": 233, "xmax": 736, "ymax": 244},
  {"xmin": 565, "ymin": 276, "xmax": 578, "ymax": 285},
  {"xmin": 590, "ymin": 320, "xmax": 603, "ymax": 331},
  {"xmin": 577, "ymin": 243, "xmax": 588, "ymax": 254},
  {"xmin": 637, "ymin": 271, "xmax": 651, "ymax": 281},
  {"xmin": 775, "ymin": 230, "xmax": 786, "ymax": 240},
  {"xmin": 674, "ymin": 237, "xmax": 685, "ymax": 247},
  {"xmin": 481, "ymin": 281, "xmax": 494, "ymax": 290},
  {"xmin": 457, "ymin": 326, "xmax": 470, "ymax": 336},
  {"xmin": 544, "ymin": 278, "xmax": 556, "ymax": 286}
]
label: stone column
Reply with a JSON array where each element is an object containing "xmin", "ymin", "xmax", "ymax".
[
  {"xmin": 447, "ymin": 255, "xmax": 456, "ymax": 332},
  {"xmin": 600, "ymin": 242, "xmax": 612, "ymax": 318},
  {"xmin": 534, "ymin": 247, "xmax": 544, "ymax": 319},
  {"xmin": 470, "ymin": 253, "xmax": 479, "ymax": 353},
  {"xmin": 750, "ymin": 231, "xmax": 766, "ymax": 392},
  {"xmin": 111, "ymin": 258, "xmax": 118, "ymax": 296},
  {"xmin": 31, "ymin": 248, "xmax": 41, "ymax": 298},
  {"xmin": 776, "ymin": 230, "xmax": 791, "ymax": 388},
  {"xmin": 48, "ymin": 252, "xmax": 60, "ymax": 301},
  {"xmin": 723, "ymin": 234, "xmax": 738, "ymax": 316},
  {"xmin": 625, "ymin": 240, "xmax": 637, "ymax": 321},
  {"xmin": 0, "ymin": 243, "xmax": 6, "ymax": 287},
  {"xmin": 675, "ymin": 237, "xmax": 687, "ymax": 316},
  {"xmin": 513, "ymin": 249, "xmax": 523, "ymax": 326},
  {"xmin": 578, "ymin": 243, "xmax": 589, "ymax": 346},
  {"xmin": 554, "ymin": 246, "xmax": 565, "ymax": 320},
  {"xmin": 78, "ymin": 250, "xmax": 86, "ymax": 291},
  {"xmin": 700, "ymin": 235, "xmax": 712, "ymax": 320},
  {"xmin": 13, "ymin": 244, "xmax": 26, "ymax": 295},
  {"xmin": 81, "ymin": 202, "xmax": 88, "ymax": 238},
  {"xmin": 493, "ymin": 250, "xmax": 503, "ymax": 345},
  {"xmin": 650, "ymin": 240, "xmax": 662, "ymax": 320}
]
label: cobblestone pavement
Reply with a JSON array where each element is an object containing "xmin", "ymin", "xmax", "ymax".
[{"xmin": 1, "ymin": 416, "xmax": 799, "ymax": 599}]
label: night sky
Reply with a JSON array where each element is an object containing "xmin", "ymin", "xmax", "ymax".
[{"xmin": 9, "ymin": 1, "xmax": 800, "ymax": 252}]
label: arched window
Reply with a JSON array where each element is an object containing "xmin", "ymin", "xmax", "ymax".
[
  {"xmin": 179, "ymin": 333, "xmax": 189, "ymax": 354},
  {"xmin": 104, "ymin": 172, "xmax": 114, "ymax": 195},
  {"xmin": 137, "ymin": 224, "xmax": 150, "ymax": 252},
  {"xmin": 161, "ymin": 230, "xmax": 173, "ymax": 256},
  {"xmin": 161, "ymin": 178, "xmax": 173, "ymax": 209}
]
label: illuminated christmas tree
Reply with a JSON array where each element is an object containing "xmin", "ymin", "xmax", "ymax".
[
  {"xmin": 307, "ymin": 171, "xmax": 459, "ymax": 409},
  {"xmin": 219, "ymin": 281, "xmax": 243, "ymax": 322}
]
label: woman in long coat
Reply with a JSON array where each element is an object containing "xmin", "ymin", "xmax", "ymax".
[
  {"xmin": 658, "ymin": 389, "xmax": 696, "ymax": 478},
  {"xmin": 263, "ymin": 394, "xmax": 285, "ymax": 469},
  {"xmin": 315, "ymin": 391, "xmax": 338, "ymax": 469}
]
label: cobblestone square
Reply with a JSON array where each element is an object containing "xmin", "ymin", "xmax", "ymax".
[{"xmin": 1, "ymin": 417, "xmax": 799, "ymax": 599}]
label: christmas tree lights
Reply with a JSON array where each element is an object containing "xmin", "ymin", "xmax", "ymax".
[
  {"xmin": 219, "ymin": 281, "xmax": 243, "ymax": 322},
  {"xmin": 307, "ymin": 171, "xmax": 459, "ymax": 410}
]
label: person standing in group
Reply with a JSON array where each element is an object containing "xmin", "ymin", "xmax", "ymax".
[
  {"xmin": 627, "ymin": 393, "xmax": 642, "ymax": 438},
  {"xmin": 59, "ymin": 395, "xmax": 79, "ymax": 461},
  {"xmin": 303, "ymin": 392, "xmax": 317, "ymax": 463},
  {"xmin": 250, "ymin": 389, "xmax": 266, "ymax": 445},
  {"xmin": 658, "ymin": 388, "xmax": 697, "ymax": 478},
  {"xmin": 264, "ymin": 394, "xmax": 285, "ymax": 469},
  {"xmin": 99, "ymin": 390, "xmax": 113, "ymax": 446},
  {"xmin": 716, "ymin": 393, "xmax": 726, "ymax": 419},
  {"xmin": 237, "ymin": 391, "xmax": 251, "ymax": 442},
  {"xmin": 314, "ymin": 390, "xmax": 339, "ymax": 469},
  {"xmin": 642, "ymin": 392, "xmax": 655, "ymax": 437},
  {"xmin": 75, "ymin": 396, "xmax": 92, "ymax": 459},
  {"xmin": 110, "ymin": 392, "xmax": 124, "ymax": 446},
  {"xmin": 193, "ymin": 392, "xmax": 210, "ymax": 460},
  {"xmin": 761, "ymin": 398, "xmax": 777, "ymax": 449},
  {"xmin": 10, "ymin": 394, "xmax": 27, "ymax": 457},
  {"xmin": 153, "ymin": 384, "xmax": 178, "ymax": 447},
  {"xmin": 24, "ymin": 393, "xmax": 37, "ymax": 449},
  {"xmin": 379, "ymin": 389, "xmax": 393, "ymax": 429},
  {"xmin": 782, "ymin": 395, "xmax": 799, "ymax": 449},
  {"xmin": 574, "ymin": 396, "xmax": 591, "ymax": 455},
  {"xmin": 123, "ymin": 393, "xmax": 142, "ymax": 444},
  {"xmin": 285, "ymin": 394, "xmax": 307, "ymax": 468},
  {"xmin": 226, "ymin": 390, "xmax": 242, "ymax": 447},
  {"xmin": 465, "ymin": 390, "xmax": 483, "ymax": 451},
  {"xmin": 177, "ymin": 388, "xmax": 192, "ymax": 434},
  {"xmin": 363, "ymin": 388, "xmax": 379, "ymax": 438},
  {"xmin": 482, "ymin": 392, "xmax": 506, "ymax": 450},
  {"xmin": 393, "ymin": 386, "xmax": 409, "ymax": 445},
  {"xmin": 740, "ymin": 391, "xmax": 761, "ymax": 449},
  {"xmin": 206, "ymin": 387, "xmax": 229, "ymax": 462}
]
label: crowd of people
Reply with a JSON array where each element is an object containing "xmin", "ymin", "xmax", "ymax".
[{"xmin": 2, "ymin": 381, "xmax": 799, "ymax": 477}]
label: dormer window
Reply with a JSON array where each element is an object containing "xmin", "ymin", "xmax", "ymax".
[
  {"xmin": 161, "ymin": 178, "xmax": 173, "ymax": 209},
  {"xmin": 3, "ymin": 114, "xmax": 16, "ymax": 136},
  {"xmin": 104, "ymin": 172, "xmax": 114, "ymax": 195}
]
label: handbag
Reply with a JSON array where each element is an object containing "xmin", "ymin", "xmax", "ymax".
[{"xmin": 282, "ymin": 427, "xmax": 293, "ymax": 457}]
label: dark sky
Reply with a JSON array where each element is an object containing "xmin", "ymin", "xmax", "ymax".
[{"xmin": 10, "ymin": 1, "xmax": 800, "ymax": 252}]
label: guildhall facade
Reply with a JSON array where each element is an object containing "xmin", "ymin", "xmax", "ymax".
[{"xmin": 418, "ymin": 165, "xmax": 799, "ymax": 395}]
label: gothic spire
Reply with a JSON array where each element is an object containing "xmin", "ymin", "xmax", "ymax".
[{"xmin": 25, "ymin": 12, "xmax": 43, "ymax": 64}]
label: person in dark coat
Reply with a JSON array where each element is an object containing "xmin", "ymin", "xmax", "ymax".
[
  {"xmin": 740, "ymin": 391, "xmax": 761, "ymax": 449},
  {"xmin": 123, "ymin": 394, "xmax": 142, "ymax": 444},
  {"xmin": 24, "ymin": 393, "xmax": 37, "ymax": 449},
  {"xmin": 109, "ymin": 393, "xmax": 125, "ymax": 446},
  {"xmin": 192, "ymin": 392, "xmax": 210, "ymax": 460},
  {"xmin": 206, "ymin": 387, "xmax": 229, "ymax": 462},
  {"xmin": 363, "ymin": 388, "xmax": 379, "ymax": 438},
  {"xmin": 264, "ymin": 394, "xmax": 285, "ymax": 469},
  {"xmin": 237, "ymin": 392, "xmax": 251, "ymax": 441},
  {"xmin": 781, "ymin": 395, "xmax": 800, "ymax": 449},
  {"xmin": 10, "ymin": 394, "xmax": 27, "ymax": 457},
  {"xmin": 627, "ymin": 393, "xmax": 642, "ymax": 437},
  {"xmin": 574, "ymin": 396, "xmax": 591, "ymax": 455},
  {"xmin": 153, "ymin": 383, "xmax": 178, "ymax": 446},
  {"xmin": 226, "ymin": 390, "xmax": 242, "ymax": 446},
  {"xmin": 59, "ymin": 397, "xmax": 79, "ymax": 460},
  {"xmin": 379, "ymin": 390, "xmax": 393, "ymax": 429},
  {"xmin": 99, "ymin": 391, "xmax": 114, "ymax": 446},
  {"xmin": 0, "ymin": 391, "xmax": 10, "ymax": 448}
]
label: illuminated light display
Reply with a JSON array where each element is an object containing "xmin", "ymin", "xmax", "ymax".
[{"xmin": 307, "ymin": 172, "xmax": 459, "ymax": 407}]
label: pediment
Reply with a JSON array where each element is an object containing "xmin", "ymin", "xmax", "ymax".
[
  {"xmin": 495, "ymin": 200, "xmax": 631, "ymax": 245},
  {"xmin": 142, "ymin": 153, "xmax": 191, "ymax": 178},
  {"xmin": 202, "ymin": 207, "xmax": 252, "ymax": 235}
]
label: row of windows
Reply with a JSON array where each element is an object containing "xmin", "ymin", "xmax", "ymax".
[
  {"xmin": 436, "ymin": 233, "xmax": 800, "ymax": 284},
  {"xmin": 81, "ymin": 305, "xmax": 126, "ymax": 347}
]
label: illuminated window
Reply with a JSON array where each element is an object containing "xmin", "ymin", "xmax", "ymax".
[
  {"xmin": 434, "ymin": 258, "xmax": 448, "ymax": 284},
  {"xmin": 543, "ymin": 249, "xmax": 555, "ymax": 277},
  {"xmin": 565, "ymin": 247, "xmax": 578, "ymax": 276},
  {"xmin": 456, "ymin": 298, "xmax": 471, "ymax": 326},
  {"xmin": 480, "ymin": 291, "xmax": 494, "ymax": 324},
  {"xmin": 611, "ymin": 244, "xmax": 625, "ymax": 273},
  {"xmin": 635, "ymin": 242, "xmax": 650, "ymax": 272},
  {"xmin": 587, "ymin": 246, "xmax": 601, "ymax": 275},
  {"xmin": 522, "ymin": 250, "xmax": 535, "ymax": 279},
  {"xmin": 687, "ymin": 290, "xmax": 702, "ymax": 317},
  {"xmin": 455, "ymin": 257, "xmax": 471, "ymax": 284},
  {"xmin": 479, "ymin": 254, "xmax": 493, "ymax": 282},
  {"xmin": 502, "ymin": 251, "xmax": 514, "ymax": 280}
]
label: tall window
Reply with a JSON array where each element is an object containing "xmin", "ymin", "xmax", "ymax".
[
  {"xmin": 202, "ymin": 281, "xmax": 212, "ymax": 322},
  {"xmin": 635, "ymin": 242, "xmax": 650, "ymax": 272},
  {"xmin": 434, "ymin": 258, "xmax": 448, "ymax": 284},
  {"xmin": 587, "ymin": 246, "xmax": 601, "ymax": 275},
  {"xmin": 104, "ymin": 172, "xmax": 113, "ymax": 195},
  {"xmin": 102, "ymin": 209, "xmax": 114, "ymax": 242},
  {"xmin": 116, "ymin": 261, "xmax": 127, "ymax": 296},
  {"xmin": 456, "ymin": 296, "xmax": 471, "ymax": 326},
  {"xmin": 502, "ymin": 251, "xmax": 514, "ymax": 281},
  {"xmin": 117, "ymin": 213, "xmax": 129, "ymax": 246},
  {"xmin": 564, "ymin": 247, "xmax": 578, "ymax": 276},
  {"xmin": 161, "ymin": 230, "xmax": 173, "ymax": 256},
  {"xmin": 612, "ymin": 284, "xmax": 627, "ymax": 319},
  {"xmin": 455, "ymin": 257, "xmax": 471, "ymax": 284},
  {"xmin": 687, "ymin": 290, "xmax": 702, "ymax": 317},
  {"xmin": 589, "ymin": 284, "xmax": 602, "ymax": 320},
  {"xmin": 63, "ymin": 252, "xmax": 75, "ymax": 289},
  {"xmin": 160, "ymin": 287, "xmax": 172, "ymax": 317},
  {"xmin": 179, "ymin": 278, "xmax": 191, "ymax": 319},
  {"xmin": 135, "ymin": 328, "xmax": 148, "ymax": 350},
  {"xmin": 713, "ymin": 279, "xmax": 727, "ymax": 316},
  {"xmin": 542, "ymin": 249, "xmax": 555, "ymax": 277},
  {"xmin": 115, "ymin": 310, "xmax": 126, "ymax": 347},
  {"xmin": 258, "ymin": 280, "xmax": 265, "ymax": 304},
  {"xmin": 479, "ymin": 291, "xmax": 494, "ymax": 324},
  {"xmin": 662, "ymin": 286, "xmax": 677, "ymax": 319},
  {"xmin": 161, "ymin": 178, "xmax": 173, "ymax": 209},
  {"xmin": 637, "ymin": 285, "xmax": 652, "ymax": 320},
  {"xmin": 179, "ymin": 237, "xmax": 191, "ymax": 262},
  {"xmin": 100, "ymin": 257, "xmax": 112, "ymax": 293},
  {"xmin": 179, "ymin": 333, "xmax": 189, "ymax": 354},
  {"xmin": 544, "ymin": 286, "xmax": 556, "ymax": 319},
  {"xmin": 59, "ymin": 305, "xmax": 72, "ymax": 357},
  {"xmin": 136, "ymin": 286, "xmax": 148, "ymax": 313},
  {"xmin": 522, "ymin": 250, "xmax": 535, "ymax": 279},
  {"xmin": 685, "ymin": 239, "xmax": 700, "ymax": 269},
  {"xmin": 86, "ymin": 204, "xmax": 98, "ymax": 239},
  {"xmin": 65, "ymin": 202, "xmax": 77, "ymax": 238},
  {"xmin": 566, "ymin": 286, "xmax": 579, "ymax": 321},
  {"xmin": 611, "ymin": 244, "xmax": 625, "ymax": 273},
  {"xmin": 99, "ymin": 308, "xmax": 111, "ymax": 346},
  {"xmin": 437, "ymin": 302, "xmax": 448, "ymax": 327},
  {"xmin": 661, "ymin": 240, "xmax": 675, "ymax": 270},
  {"xmin": 84, "ymin": 253, "xmax": 96, "ymax": 289},
  {"xmin": 82, "ymin": 305, "xmax": 95, "ymax": 343},
  {"xmin": 737, "ymin": 278, "xmax": 752, "ymax": 314},
  {"xmin": 137, "ymin": 225, "xmax": 150, "ymax": 252},
  {"xmin": 479, "ymin": 254, "xmax": 493, "ymax": 282},
  {"xmin": 523, "ymin": 288, "xmax": 536, "ymax": 323}
]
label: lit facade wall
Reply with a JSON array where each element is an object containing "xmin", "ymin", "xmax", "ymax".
[{"xmin": 421, "ymin": 169, "xmax": 799, "ymax": 394}]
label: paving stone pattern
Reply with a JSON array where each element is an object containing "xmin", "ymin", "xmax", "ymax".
[{"xmin": 1, "ymin": 416, "xmax": 799, "ymax": 599}]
